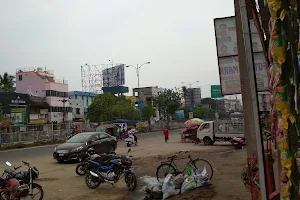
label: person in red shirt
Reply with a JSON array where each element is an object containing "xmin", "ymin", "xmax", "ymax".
[
  {"xmin": 163, "ymin": 128, "xmax": 169, "ymax": 143},
  {"xmin": 75, "ymin": 127, "xmax": 81, "ymax": 134}
]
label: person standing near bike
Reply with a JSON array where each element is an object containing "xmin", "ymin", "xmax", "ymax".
[{"xmin": 163, "ymin": 128, "xmax": 169, "ymax": 143}]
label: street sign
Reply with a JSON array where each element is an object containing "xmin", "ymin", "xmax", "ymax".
[{"xmin": 211, "ymin": 85, "xmax": 223, "ymax": 98}]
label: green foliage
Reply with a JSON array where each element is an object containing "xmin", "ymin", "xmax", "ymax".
[
  {"xmin": 142, "ymin": 104, "xmax": 155, "ymax": 121},
  {"xmin": 201, "ymin": 98, "xmax": 217, "ymax": 110},
  {"xmin": 153, "ymin": 88, "xmax": 182, "ymax": 123},
  {"xmin": 0, "ymin": 72, "xmax": 15, "ymax": 92},
  {"xmin": 87, "ymin": 93, "xmax": 140, "ymax": 122},
  {"xmin": 192, "ymin": 105, "xmax": 214, "ymax": 119}
]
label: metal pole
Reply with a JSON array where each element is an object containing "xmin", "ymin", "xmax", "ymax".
[
  {"xmin": 137, "ymin": 64, "xmax": 140, "ymax": 88},
  {"xmin": 234, "ymin": 0, "xmax": 268, "ymax": 199}
]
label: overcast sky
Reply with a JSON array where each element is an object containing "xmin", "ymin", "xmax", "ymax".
[{"xmin": 0, "ymin": 0, "xmax": 235, "ymax": 97}]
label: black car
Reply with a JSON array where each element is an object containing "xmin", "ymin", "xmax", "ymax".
[{"xmin": 53, "ymin": 132, "xmax": 117, "ymax": 162}]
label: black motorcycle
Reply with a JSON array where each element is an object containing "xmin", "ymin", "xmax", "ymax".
[
  {"xmin": 75, "ymin": 147, "xmax": 116, "ymax": 176},
  {"xmin": 5, "ymin": 161, "xmax": 44, "ymax": 200},
  {"xmin": 85, "ymin": 149, "xmax": 137, "ymax": 191}
]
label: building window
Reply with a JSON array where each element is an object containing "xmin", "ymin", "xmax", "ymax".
[
  {"xmin": 18, "ymin": 75, "xmax": 22, "ymax": 81},
  {"xmin": 76, "ymin": 108, "xmax": 80, "ymax": 114},
  {"xmin": 82, "ymin": 96, "xmax": 84, "ymax": 100},
  {"xmin": 75, "ymin": 95, "xmax": 77, "ymax": 99},
  {"xmin": 48, "ymin": 106, "xmax": 72, "ymax": 112}
]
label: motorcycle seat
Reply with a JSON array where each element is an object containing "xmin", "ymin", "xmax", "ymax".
[{"xmin": 93, "ymin": 155, "xmax": 113, "ymax": 165}]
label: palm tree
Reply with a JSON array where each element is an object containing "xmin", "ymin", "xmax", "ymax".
[{"xmin": 0, "ymin": 72, "xmax": 15, "ymax": 92}]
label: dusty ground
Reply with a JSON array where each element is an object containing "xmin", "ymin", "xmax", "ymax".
[{"xmin": 5, "ymin": 132, "xmax": 251, "ymax": 200}]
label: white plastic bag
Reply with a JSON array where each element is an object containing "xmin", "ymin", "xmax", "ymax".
[
  {"xmin": 162, "ymin": 174, "xmax": 180, "ymax": 200},
  {"xmin": 180, "ymin": 176, "xmax": 197, "ymax": 194},
  {"xmin": 192, "ymin": 166, "xmax": 210, "ymax": 187},
  {"xmin": 173, "ymin": 174, "xmax": 185, "ymax": 189}
]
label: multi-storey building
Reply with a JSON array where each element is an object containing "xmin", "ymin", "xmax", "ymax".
[
  {"xmin": 68, "ymin": 91, "xmax": 97, "ymax": 119},
  {"xmin": 132, "ymin": 86, "xmax": 163, "ymax": 120},
  {"xmin": 184, "ymin": 87, "xmax": 201, "ymax": 107},
  {"xmin": 15, "ymin": 67, "xmax": 72, "ymax": 123}
]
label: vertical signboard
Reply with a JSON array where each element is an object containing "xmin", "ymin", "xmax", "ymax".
[
  {"xmin": 10, "ymin": 108, "xmax": 27, "ymax": 126},
  {"xmin": 210, "ymin": 85, "xmax": 224, "ymax": 98},
  {"xmin": 214, "ymin": 16, "xmax": 268, "ymax": 95}
]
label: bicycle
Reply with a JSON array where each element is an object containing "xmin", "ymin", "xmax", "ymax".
[{"xmin": 156, "ymin": 150, "xmax": 213, "ymax": 181}]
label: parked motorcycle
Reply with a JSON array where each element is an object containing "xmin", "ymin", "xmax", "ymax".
[
  {"xmin": 0, "ymin": 168, "xmax": 32, "ymax": 200},
  {"xmin": 85, "ymin": 149, "xmax": 137, "ymax": 191},
  {"xmin": 230, "ymin": 137, "xmax": 246, "ymax": 149},
  {"xmin": 75, "ymin": 146, "xmax": 116, "ymax": 176},
  {"xmin": 4, "ymin": 161, "xmax": 43, "ymax": 200}
]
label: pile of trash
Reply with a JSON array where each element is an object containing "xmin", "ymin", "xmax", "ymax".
[{"xmin": 143, "ymin": 166, "xmax": 211, "ymax": 200}]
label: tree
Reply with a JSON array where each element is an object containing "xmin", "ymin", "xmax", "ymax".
[
  {"xmin": 87, "ymin": 93, "xmax": 139, "ymax": 122},
  {"xmin": 87, "ymin": 93, "xmax": 117, "ymax": 122},
  {"xmin": 153, "ymin": 88, "xmax": 182, "ymax": 128},
  {"xmin": 142, "ymin": 104, "xmax": 155, "ymax": 128},
  {"xmin": 201, "ymin": 98, "xmax": 217, "ymax": 110},
  {"xmin": 0, "ymin": 72, "xmax": 15, "ymax": 92},
  {"xmin": 193, "ymin": 105, "xmax": 214, "ymax": 119}
]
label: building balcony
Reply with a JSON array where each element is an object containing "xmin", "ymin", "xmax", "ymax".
[{"xmin": 45, "ymin": 79, "xmax": 68, "ymax": 84}]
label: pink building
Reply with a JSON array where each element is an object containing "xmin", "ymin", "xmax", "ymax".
[{"xmin": 16, "ymin": 67, "xmax": 72, "ymax": 123}]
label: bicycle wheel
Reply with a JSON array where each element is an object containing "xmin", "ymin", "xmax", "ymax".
[
  {"xmin": 191, "ymin": 159, "xmax": 214, "ymax": 180},
  {"xmin": 156, "ymin": 164, "xmax": 177, "ymax": 181}
]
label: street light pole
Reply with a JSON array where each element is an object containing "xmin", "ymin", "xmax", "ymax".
[{"xmin": 126, "ymin": 62, "xmax": 150, "ymax": 88}]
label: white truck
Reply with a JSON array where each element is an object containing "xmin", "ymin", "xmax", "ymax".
[{"xmin": 196, "ymin": 120, "xmax": 245, "ymax": 145}]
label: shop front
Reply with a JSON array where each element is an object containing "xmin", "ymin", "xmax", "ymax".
[{"xmin": 0, "ymin": 92, "xmax": 29, "ymax": 127}]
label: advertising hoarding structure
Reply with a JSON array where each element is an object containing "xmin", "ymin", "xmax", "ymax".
[
  {"xmin": 102, "ymin": 64, "xmax": 125, "ymax": 87},
  {"xmin": 214, "ymin": 16, "xmax": 268, "ymax": 95}
]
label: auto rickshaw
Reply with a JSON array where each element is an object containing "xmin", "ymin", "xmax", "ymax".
[{"xmin": 96, "ymin": 124, "xmax": 120, "ymax": 140}]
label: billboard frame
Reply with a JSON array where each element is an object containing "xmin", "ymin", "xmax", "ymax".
[
  {"xmin": 214, "ymin": 16, "xmax": 269, "ymax": 96},
  {"xmin": 102, "ymin": 64, "xmax": 125, "ymax": 87}
]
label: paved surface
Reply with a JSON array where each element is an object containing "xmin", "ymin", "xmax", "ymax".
[
  {"xmin": 0, "ymin": 128, "xmax": 243, "ymax": 200},
  {"xmin": 0, "ymin": 129, "xmax": 180, "ymax": 167}
]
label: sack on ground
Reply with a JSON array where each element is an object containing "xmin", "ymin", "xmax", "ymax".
[
  {"xmin": 173, "ymin": 174, "xmax": 185, "ymax": 189},
  {"xmin": 180, "ymin": 176, "xmax": 197, "ymax": 194},
  {"xmin": 192, "ymin": 166, "xmax": 210, "ymax": 187},
  {"xmin": 162, "ymin": 174, "xmax": 180, "ymax": 200}
]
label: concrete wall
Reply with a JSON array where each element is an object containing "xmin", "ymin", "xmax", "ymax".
[
  {"xmin": 69, "ymin": 99, "xmax": 84, "ymax": 119},
  {"xmin": 16, "ymin": 72, "xmax": 45, "ymax": 96}
]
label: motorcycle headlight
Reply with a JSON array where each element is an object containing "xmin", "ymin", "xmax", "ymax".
[
  {"xmin": 54, "ymin": 147, "xmax": 57, "ymax": 152},
  {"xmin": 71, "ymin": 146, "xmax": 83, "ymax": 152}
]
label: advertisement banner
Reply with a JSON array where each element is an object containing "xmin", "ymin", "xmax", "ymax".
[
  {"xmin": 175, "ymin": 110, "xmax": 185, "ymax": 119},
  {"xmin": 102, "ymin": 64, "xmax": 125, "ymax": 87},
  {"xmin": 10, "ymin": 108, "xmax": 27, "ymax": 126},
  {"xmin": 214, "ymin": 16, "xmax": 269, "ymax": 95},
  {"xmin": 215, "ymin": 17, "xmax": 238, "ymax": 57},
  {"xmin": 218, "ymin": 53, "xmax": 268, "ymax": 95}
]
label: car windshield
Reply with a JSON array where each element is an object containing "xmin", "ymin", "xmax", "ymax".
[{"xmin": 67, "ymin": 134, "xmax": 91, "ymax": 143}]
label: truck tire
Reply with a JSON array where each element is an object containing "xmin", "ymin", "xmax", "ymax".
[{"xmin": 203, "ymin": 137, "xmax": 213, "ymax": 145}]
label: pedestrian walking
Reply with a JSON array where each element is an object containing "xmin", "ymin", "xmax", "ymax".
[{"xmin": 163, "ymin": 128, "xmax": 169, "ymax": 143}]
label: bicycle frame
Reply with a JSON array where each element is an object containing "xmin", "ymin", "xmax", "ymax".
[{"xmin": 162, "ymin": 154, "xmax": 194, "ymax": 174}]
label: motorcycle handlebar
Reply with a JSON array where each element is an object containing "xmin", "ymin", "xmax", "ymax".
[
  {"xmin": 22, "ymin": 161, "xmax": 29, "ymax": 166},
  {"xmin": 14, "ymin": 166, "xmax": 22, "ymax": 170}
]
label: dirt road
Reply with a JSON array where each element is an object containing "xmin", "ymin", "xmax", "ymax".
[{"xmin": 4, "ymin": 131, "xmax": 250, "ymax": 199}]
